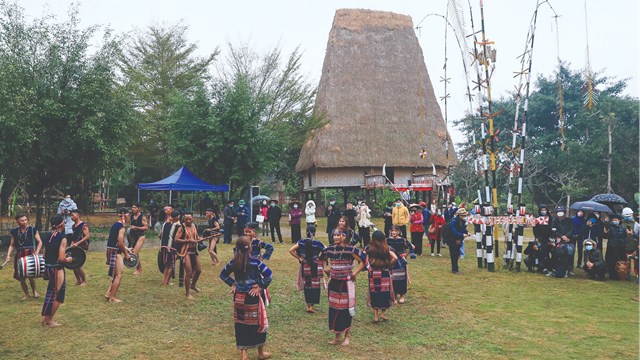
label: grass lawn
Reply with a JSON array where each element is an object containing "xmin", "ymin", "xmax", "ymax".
[{"xmin": 1, "ymin": 218, "xmax": 638, "ymax": 359}]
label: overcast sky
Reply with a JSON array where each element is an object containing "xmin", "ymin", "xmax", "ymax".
[{"xmin": 23, "ymin": 0, "xmax": 639, "ymax": 144}]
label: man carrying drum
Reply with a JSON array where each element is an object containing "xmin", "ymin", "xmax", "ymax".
[
  {"xmin": 6, "ymin": 213, "xmax": 42, "ymax": 300},
  {"xmin": 105, "ymin": 207, "xmax": 131, "ymax": 303},
  {"xmin": 70, "ymin": 209, "xmax": 90, "ymax": 286},
  {"xmin": 129, "ymin": 202, "xmax": 148, "ymax": 275},
  {"xmin": 41, "ymin": 215, "xmax": 74, "ymax": 327},
  {"xmin": 174, "ymin": 212, "xmax": 203, "ymax": 300}
]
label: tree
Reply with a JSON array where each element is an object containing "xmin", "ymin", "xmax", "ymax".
[
  {"xmin": 453, "ymin": 64, "xmax": 639, "ymax": 210},
  {"xmin": 0, "ymin": 2, "xmax": 135, "ymax": 227},
  {"xmin": 166, "ymin": 43, "xmax": 324, "ymax": 198},
  {"xmin": 119, "ymin": 22, "xmax": 219, "ymax": 178}
]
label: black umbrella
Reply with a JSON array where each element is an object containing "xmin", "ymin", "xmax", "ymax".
[
  {"xmin": 570, "ymin": 201, "xmax": 613, "ymax": 214},
  {"xmin": 590, "ymin": 193, "xmax": 627, "ymax": 205}
]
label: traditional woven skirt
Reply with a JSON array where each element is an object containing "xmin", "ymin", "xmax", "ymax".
[
  {"xmin": 297, "ymin": 261, "xmax": 324, "ymax": 305},
  {"xmin": 391, "ymin": 266, "xmax": 408, "ymax": 295},
  {"xmin": 328, "ymin": 278, "xmax": 355, "ymax": 334},
  {"xmin": 234, "ymin": 291, "xmax": 268, "ymax": 349},
  {"xmin": 368, "ymin": 268, "xmax": 394, "ymax": 310},
  {"xmin": 13, "ymin": 248, "xmax": 34, "ymax": 280},
  {"xmin": 42, "ymin": 266, "xmax": 65, "ymax": 316},
  {"xmin": 106, "ymin": 248, "xmax": 118, "ymax": 277}
]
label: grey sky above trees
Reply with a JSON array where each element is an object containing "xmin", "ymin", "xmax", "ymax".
[{"xmin": 23, "ymin": 0, "xmax": 639, "ymax": 145}]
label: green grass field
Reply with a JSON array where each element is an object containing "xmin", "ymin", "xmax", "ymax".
[{"xmin": 1, "ymin": 218, "xmax": 638, "ymax": 359}]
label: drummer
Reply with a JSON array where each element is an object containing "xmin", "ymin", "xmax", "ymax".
[
  {"xmin": 69, "ymin": 209, "xmax": 89, "ymax": 286},
  {"xmin": 5, "ymin": 213, "xmax": 42, "ymax": 300},
  {"xmin": 105, "ymin": 207, "xmax": 131, "ymax": 303},
  {"xmin": 174, "ymin": 212, "xmax": 202, "ymax": 300},
  {"xmin": 129, "ymin": 203, "xmax": 148, "ymax": 275},
  {"xmin": 41, "ymin": 215, "xmax": 73, "ymax": 327}
]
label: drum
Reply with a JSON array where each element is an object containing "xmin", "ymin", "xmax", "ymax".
[
  {"xmin": 16, "ymin": 254, "xmax": 45, "ymax": 278},
  {"xmin": 63, "ymin": 247, "xmax": 87, "ymax": 270},
  {"xmin": 124, "ymin": 253, "xmax": 139, "ymax": 269},
  {"xmin": 157, "ymin": 250, "xmax": 165, "ymax": 273},
  {"xmin": 615, "ymin": 260, "xmax": 630, "ymax": 281}
]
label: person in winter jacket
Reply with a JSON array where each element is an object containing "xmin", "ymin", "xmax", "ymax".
[
  {"xmin": 523, "ymin": 239, "xmax": 545, "ymax": 273},
  {"xmin": 305, "ymin": 200, "xmax": 316, "ymax": 226},
  {"xmin": 325, "ymin": 198, "xmax": 341, "ymax": 243},
  {"xmin": 533, "ymin": 205, "xmax": 553, "ymax": 272},
  {"xmin": 392, "ymin": 198, "xmax": 410, "ymax": 239},
  {"xmin": 428, "ymin": 208, "xmax": 445, "ymax": 256},
  {"xmin": 356, "ymin": 201, "xmax": 373, "ymax": 247},
  {"xmin": 443, "ymin": 208, "xmax": 469, "ymax": 273},
  {"xmin": 409, "ymin": 204, "xmax": 424, "ymax": 255},
  {"xmin": 584, "ymin": 213, "xmax": 604, "ymax": 251},
  {"xmin": 383, "ymin": 201, "xmax": 394, "ymax": 237},
  {"xmin": 571, "ymin": 210, "xmax": 587, "ymax": 269},
  {"xmin": 582, "ymin": 239, "xmax": 606, "ymax": 280},
  {"xmin": 289, "ymin": 200, "xmax": 303, "ymax": 243},
  {"xmin": 549, "ymin": 206, "xmax": 573, "ymax": 277},
  {"xmin": 267, "ymin": 199, "xmax": 283, "ymax": 244},
  {"xmin": 604, "ymin": 214, "xmax": 629, "ymax": 280},
  {"xmin": 259, "ymin": 200, "xmax": 269, "ymax": 236},
  {"xmin": 343, "ymin": 202, "xmax": 357, "ymax": 230}
]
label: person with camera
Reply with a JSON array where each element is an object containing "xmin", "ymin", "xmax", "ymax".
[
  {"xmin": 523, "ymin": 239, "xmax": 545, "ymax": 273},
  {"xmin": 582, "ymin": 239, "xmax": 606, "ymax": 280}
]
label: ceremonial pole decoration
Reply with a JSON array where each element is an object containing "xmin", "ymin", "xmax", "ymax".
[
  {"xmin": 478, "ymin": 0, "xmax": 497, "ymax": 272},
  {"xmin": 467, "ymin": 0, "xmax": 489, "ymax": 269}
]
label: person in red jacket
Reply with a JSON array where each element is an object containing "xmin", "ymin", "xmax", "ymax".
[
  {"xmin": 409, "ymin": 204, "xmax": 424, "ymax": 255},
  {"xmin": 428, "ymin": 208, "xmax": 446, "ymax": 256}
]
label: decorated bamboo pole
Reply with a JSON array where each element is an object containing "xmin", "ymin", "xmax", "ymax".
[
  {"xmin": 478, "ymin": 0, "xmax": 498, "ymax": 272},
  {"xmin": 466, "ymin": 0, "xmax": 488, "ymax": 269},
  {"xmin": 512, "ymin": 1, "xmax": 543, "ymax": 272}
]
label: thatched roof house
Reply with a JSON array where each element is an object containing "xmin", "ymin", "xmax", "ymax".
[{"xmin": 296, "ymin": 9, "xmax": 456, "ymax": 195}]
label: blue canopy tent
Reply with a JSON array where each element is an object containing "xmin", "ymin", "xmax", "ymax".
[{"xmin": 137, "ymin": 166, "xmax": 229, "ymax": 204}]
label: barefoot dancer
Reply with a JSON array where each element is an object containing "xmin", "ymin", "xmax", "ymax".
[
  {"xmin": 174, "ymin": 212, "xmax": 202, "ymax": 299},
  {"xmin": 361, "ymin": 230, "xmax": 398, "ymax": 323},
  {"xmin": 387, "ymin": 225, "xmax": 415, "ymax": 304},
  {"xmin": 129, "ymin": 203, "xmax": 148, "ymax": 274},
  {"xmin": 69, "ymin": 210, "xmax": 89, "ymax": 286},
  {"xmin": 204, "ymin": 208, "xmax": 221, "ymax": 265},
  {"xmin": 6, "ymin": 214, "xmax": 42, "ymax": 300},
  {"xmin": 220, "ymin": 236, "xmax": 273, "ymax": 360},
  {"xmin": 105, "ymin": 208, "xmax": 131, "ymax": 303},
  {"xmin": 289, "ymin": 225, "xmax": 326, "ymax": 313},
  {"xmin": 322, "ymin": 227, "xmax": 364, "ymax": 346},
  {"xmin": 41, "ymin": 216, "xmax": 73, "ymax": 327},
  {"xmin": 158, "ymin": 211, "xmax": 181, "ymax": 285}
]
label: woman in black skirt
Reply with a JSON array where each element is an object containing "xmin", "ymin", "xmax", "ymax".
[{"xmin": 220, "ymin": 236, "xmax": 273, "ymax": 360}]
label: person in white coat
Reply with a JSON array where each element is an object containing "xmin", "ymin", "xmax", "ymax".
[
  {"xmin": 57, "ymin": 195, "xmax": 78, "ymax": 236},
  {"xmin": 356, "ymin": 201, "xmax": 373, "ymax": 247},
  {"xmin": 305, "ymin": 200, "xmax": 317, "ymax": 226}
]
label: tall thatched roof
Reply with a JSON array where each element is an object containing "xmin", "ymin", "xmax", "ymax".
[{"xmin": 296, "ymin": 9, "xmax": 457, "ymax": 172}]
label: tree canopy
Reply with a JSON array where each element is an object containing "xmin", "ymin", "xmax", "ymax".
[{"xmin": 452, "ymin": 63, "xmax": 639, "ymax": 210}]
